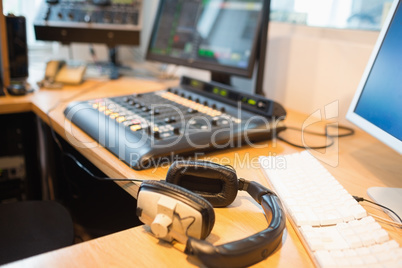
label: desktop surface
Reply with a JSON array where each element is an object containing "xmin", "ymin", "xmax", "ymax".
[{"xmin": 0, "ymin": 78, "xmax": 401, "ymax": 267}]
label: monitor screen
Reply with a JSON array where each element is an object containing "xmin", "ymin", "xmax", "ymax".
[
  {"xmin": 146, "ymin": 0, "xmax": 268, "ymax": 80},
  {"xmin": 347, "ymin": 0, "xmax": 402, "ymax": 155}
]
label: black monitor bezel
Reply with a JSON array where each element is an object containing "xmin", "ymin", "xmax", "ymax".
[{"xmin": 145, "ymin": 0, "xmax": 268, "ymax": 79}]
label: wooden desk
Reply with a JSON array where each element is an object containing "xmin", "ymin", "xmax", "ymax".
[{"xmin": 1, "ymin": 78, "xmax": 401, "ymax": 267}]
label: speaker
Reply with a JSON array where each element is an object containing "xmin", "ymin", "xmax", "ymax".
[
  {"xmin": 5, "ymin": 15, "xmax": 28, "ymax": 80},
  {"xmin": 136, "ymin": 161, "xmax": 286, "ymax": 268}
]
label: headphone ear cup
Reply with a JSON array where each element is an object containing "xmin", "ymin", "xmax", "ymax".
[
  {"xmin": 166, "ymin": 161, "xmax": 239, "ymax": 207},
  {"xmin": 138, "ymin": 180, "xmax": 215, "ymax": 239}
]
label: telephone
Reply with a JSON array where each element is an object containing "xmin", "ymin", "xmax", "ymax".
[{"xmin": 39, "ymin": 60, "xmax": 86, "ymax": 88}]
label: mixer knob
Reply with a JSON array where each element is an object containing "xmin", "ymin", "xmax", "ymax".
[
  {"xmin": 164, "ymin": 117, "xmax": 176, "ymax": 124},
  {"xmin": 84, "ymin": 14, "xmax": 91, "ymax": 23},
  {"xmin": 173, "ymin": 127, "xmax": 180, "ymax": 135},
  {"xmin": 153, "ymin": 130, "xmax": 160, "ymax": 139},
  {"xmin": 187, "ymin": 108, "xmax": 197, "ymax": 114},
  {"xmin": 103, "ymin": 14, "xmax": 111, "ymax": 23},
  {"xmin": 150, "ymin": 109, "xmax": 160, "ymax": 115}
]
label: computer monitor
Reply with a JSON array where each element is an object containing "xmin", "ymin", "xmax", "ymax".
[
  {"xmin": 347, "ymin": 0, "xmax": 402, "ymax": 222},
  {"xmin": 146, "ymin": 0, "xmax": 270, "ymax": 94}
]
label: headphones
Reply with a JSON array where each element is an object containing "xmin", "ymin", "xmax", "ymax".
[{"xmin": 136, "ymin": 161, "xmax": 286, "ymax": 268}]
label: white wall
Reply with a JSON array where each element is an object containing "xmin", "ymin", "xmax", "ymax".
[{"xmin": 263, "ymin": 22, "xmax": 379, "ymax": 121}]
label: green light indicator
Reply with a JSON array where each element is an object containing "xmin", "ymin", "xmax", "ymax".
[
  {"xmin": 220, "ymin": 90, "xmax": 228, "ymax": 97},
  {"xmin": 206, "ymin": 50, "xmax": 214, "ymax": 58},
  {"xmin": 213, "ymin": 87, "xmax": 220, "ymax": 94},
  {"xmin": 191, "ymin": 80, "xmax": 200, "ymax": 87},
  {"xmin": 248, "ymin": 99, "xmax": 257, "ymax": 105}
]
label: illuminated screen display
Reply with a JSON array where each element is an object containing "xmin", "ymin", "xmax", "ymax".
[
  {"xmin": 146, "ymin": 0, "xmax": 266, "ymax": 78},
  {"xmin": 354, "ymin": 2, "xmax": 402, "ymax": 141}
]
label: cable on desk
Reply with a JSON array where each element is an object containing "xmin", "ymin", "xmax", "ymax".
[
  {"xmin": 353, "ymin": 195, "xmax": 402, "ymax": 227},
  {"xmin": 63, "ymin": 152, "xmax": 143, "ymax": 182},
  {"xmin": 277, "ymin": 124, "xmax": 355, "ymax": 149},
  {"xmin": 46, "ymin": 81, "xmax": 106, "ymax": 156}
]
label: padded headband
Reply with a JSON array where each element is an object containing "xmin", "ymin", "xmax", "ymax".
[
  {"xmin": 138, "ymin": 161, "xmax": 286, "ymax": 268},
  {"xmin": 184, "ymin": 181, "xmax": 286, "ymax": 268},
  {"xmin": 165, "ymin": 160, "xmax": 238, "ymax": 207}
]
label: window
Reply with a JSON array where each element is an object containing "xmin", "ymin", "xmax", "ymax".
[{"xmin": 270, "ymin": 0, "xmax": 393, "ymax": 30}]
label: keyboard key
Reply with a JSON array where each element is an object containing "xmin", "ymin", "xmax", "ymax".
[{"xmin": 259, "ymin": 151, "xmax": 401, "ymax": 267}]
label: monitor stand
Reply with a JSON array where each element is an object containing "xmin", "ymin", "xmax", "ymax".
[
  {"xmin": 367, "ymin": 187, "xmax": 402, "ymax": 223},
  {"xmin": 211, "ymin": 72, "xmax": 231, "ymax": 87},
  {"xmin": 87, "ymin": 47, "xmax": 124, "ymax": 80}
]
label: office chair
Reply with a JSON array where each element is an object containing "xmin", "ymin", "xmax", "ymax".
[{"xmin": 0, "ymin": 200, "xmax": 74, "ymax": 265}]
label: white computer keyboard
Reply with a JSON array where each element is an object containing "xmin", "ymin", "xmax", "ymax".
[{"xmin": 259, "ymin": 151, "xmax": 402, "ymax": 267}]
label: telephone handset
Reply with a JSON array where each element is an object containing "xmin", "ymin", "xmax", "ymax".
[
  {"xmin": 39, "ymin": 60, "xmax": 86, "ymax": 88},
  {"xmin": 44, "ymin": 60, "xmax": 65, "ymax": 82}
]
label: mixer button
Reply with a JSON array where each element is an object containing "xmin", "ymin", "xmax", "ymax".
[
  {"xmin": 150, "ymin": 109, "xmax": 160, "ymax": 115},
  {"xmin": 116, "ymin": 116, "xmax": 126, "ymax": 123},
  {"xmin": 130, "ymin": 124, "xmax": 142, "ymax": 132}
]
